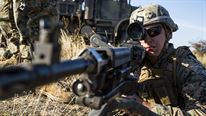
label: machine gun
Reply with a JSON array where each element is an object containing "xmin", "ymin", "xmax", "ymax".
[
  {"xmin": 0, "ymin": 15, "xmax": 157, "ymax": 115},
  {"xmin": 57, "ymin": 0, "xmax": 137, "ymax": 46},
  {"xmin": 0, "ymin": 47, "xmax": 156, "ymax": 115}
]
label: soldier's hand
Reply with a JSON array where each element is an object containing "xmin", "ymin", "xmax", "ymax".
[{"xmin": 122, "ymin": 94, "xmax": 152, "ymax": 109}]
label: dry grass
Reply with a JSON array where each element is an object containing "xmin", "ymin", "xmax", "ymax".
[
  {"xmin": 191, "ymin": 40, "xmax": 206, "ymax": 67},
  {"xmin": 193, "ymin": 51, "xmax": 206, "ymax": 67},
  {"xmin": 0, "ymin": 92, "xmax": 89, "ymax": 115},
  {"xmin": 60, "ymin": 30, "xmax": 88, "ymax": 60},
  {"xmin": 0, "ymin": 30, "xmax": 90, "ymax": 115}
]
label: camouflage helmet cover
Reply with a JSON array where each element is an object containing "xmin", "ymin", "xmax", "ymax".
[{"xmin": 130, "ymin": 4, "xmax": 178, "ymax": 32}]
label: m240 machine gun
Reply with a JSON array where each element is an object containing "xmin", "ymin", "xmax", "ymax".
[{"xmin": 0, "ymin": 47, "xmax": 156, "ymax": 116}]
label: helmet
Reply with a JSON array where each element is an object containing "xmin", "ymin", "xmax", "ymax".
[{"xmin": 130, "ymin": 4, "xmax": 178, "ymax": 32}]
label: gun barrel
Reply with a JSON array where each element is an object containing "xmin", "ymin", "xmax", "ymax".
[
  {"xmin": 51, "ymin": 58, "xmax": 89, "ymax": 77},
  {"xmin": 0, "ymin": 58, "xmax": 90, "ymax": 99}
]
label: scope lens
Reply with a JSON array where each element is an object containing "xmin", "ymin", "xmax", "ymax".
[{"xmin": 127, "ymin": 22, "xmax": 144, "ymax": 41}]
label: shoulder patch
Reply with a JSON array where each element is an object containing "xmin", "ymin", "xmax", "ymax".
[
  {"xmin": 175, "ymin": 46, "xmax": 206, "ymax": 77},
  {"xmin": 175, "ymin": 46, "xmax": 195, "ymax": 59}
]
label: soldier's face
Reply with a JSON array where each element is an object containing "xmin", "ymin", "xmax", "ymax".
[{"xmin": 140, "ymin": 24, "xmax": 166, "ymax": 57}]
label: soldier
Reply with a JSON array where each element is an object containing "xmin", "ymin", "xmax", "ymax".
[
  {"xmin": 0, "ymin": 0, "xmax": 19, "ymax": 61},
  {"xmin": 0, "ymin": 0, "xmax": 31, "ymax": 63},
  {"xmin": 0, "ymin": 0, "xmax": 58, "ymax": 63},
  {"xmin": 129, "ymin": 4, "xmax": 206, "ymax": 115}
]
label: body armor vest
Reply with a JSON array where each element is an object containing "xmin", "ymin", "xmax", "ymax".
[{"xmin": 138, "ymin": 46, "xmax": 181, "ymax": 107}]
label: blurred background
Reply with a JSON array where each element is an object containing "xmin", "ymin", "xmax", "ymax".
[{"xmin": 131, "ymin": 0, "xmax": 206, "ymax": 48}]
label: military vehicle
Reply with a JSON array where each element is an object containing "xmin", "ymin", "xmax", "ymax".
[{"xmin": 57, "ymin": 0, "xmax": 138, "ymax": 46}]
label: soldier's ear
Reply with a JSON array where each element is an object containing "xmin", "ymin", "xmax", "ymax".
[
  {"xmin": 167, "ymin": 32, "xmax": 172, "ymax": 40},
  {"xmin": 162, "ymin": 24, "xmax": 172, "ymax": 41}
]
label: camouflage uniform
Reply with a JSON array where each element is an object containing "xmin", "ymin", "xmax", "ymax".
[
  {"xmin": 0, "ymin": 0, "xmax": 18, "ymax": 60},
  {"xmin": 0, "ymin": 0, "xmax": 58, "ymax": 63},
  {"xmin": 0, "ymin": 0, "xmax": 29, "ymax": 62},
  {"xmin": 130, "ymin": 4, "xmax": 206, "ymax": 115}
]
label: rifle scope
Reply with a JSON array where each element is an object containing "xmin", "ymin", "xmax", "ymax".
[{"xmin": 127, "ymin": 21, "xmax": 145, "ymax": 41}]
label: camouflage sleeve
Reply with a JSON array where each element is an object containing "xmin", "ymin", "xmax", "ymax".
[
  {"xmin": 150, "ymin": 47, "xmax": 206, "ymax": 115},
  {"xmin": 0, "ymin": 0, "xmax": 13, "ymax": 33},
  {"xmin": 176, "ymin": 48, "xmax": 206, "ymax": 115},
  {"xmin": 0, "ymin": 0, "xmax": 10, "ymax": 21}
]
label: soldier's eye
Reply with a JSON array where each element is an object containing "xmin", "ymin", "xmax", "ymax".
[{"xmin": 145, "ymin": 26, "xmax": 162, "ymax": 37}]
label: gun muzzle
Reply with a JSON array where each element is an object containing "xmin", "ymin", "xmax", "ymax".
[{"xmin": 127, "ymin": 22, "xmax": 145, "ymax": 41}]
